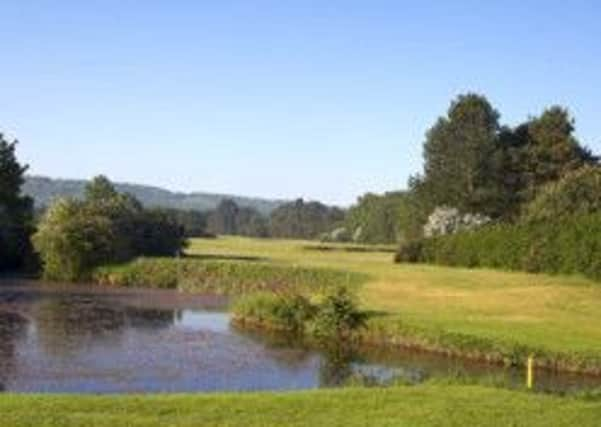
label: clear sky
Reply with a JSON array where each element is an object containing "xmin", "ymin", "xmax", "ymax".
[{"xmin": 1, "ymin": 1, "xmax": 600, "ymax": 206}]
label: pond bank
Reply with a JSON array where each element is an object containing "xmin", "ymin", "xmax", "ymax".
[
  {"xmin": 232, "ymin": 311, "xmax": 601, "ymax": 377},
  {"xmin": 5, "ymin": 279, "xmax": 601, "ymax": 394}
]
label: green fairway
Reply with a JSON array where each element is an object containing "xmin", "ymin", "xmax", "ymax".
[
  {"xmin": 188, "ymin": 237, "xmax": 601, "ymax": 368},
  {"xmin": 2, "ymin": 385, "xmax": 601, "ymax": 427}
]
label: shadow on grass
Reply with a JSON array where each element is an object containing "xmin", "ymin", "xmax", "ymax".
[
  {"xmin": 302, "ymin": 245, "xmax": 396, "ymax": 254},
  {"xmin": 184, "ymin": 253, "xmax": 270, "ymax": 263}
]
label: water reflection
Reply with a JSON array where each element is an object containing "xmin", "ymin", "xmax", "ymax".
[
  {"xmin": 33, "ymin": 297, "xmax": 175, "ymax": 358},
  {"xmin": 0, "ymin": 311, "xmax": 28, "ymax": 391},
  {"xmin": 0, "ymin": 281, "xmax": 600, "ymax": 394}
]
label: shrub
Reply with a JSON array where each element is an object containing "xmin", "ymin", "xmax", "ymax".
[
  {"xmin": 396, "ymin": 212, "xmax": 601, "ymax": 281},
  {"xmin": 523, "ymin": 165, "xmax": 601, "ymax": 223},
  {"xmin": 232, "ymin": 292, "xmax": 315, "ymax": 331},
  {"xmin": 394, "ymin": 239, "xmax": 423, "ymax": 263},
  {"xmin": 233, "ymin": 285, "xmax": 367, "ymax": 341},
  {"xmin": 310, "ymin": 286, "xmax": 367, "ymax": 340}
]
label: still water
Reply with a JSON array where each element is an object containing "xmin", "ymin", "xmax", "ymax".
[{"xmin": 1, "ymin": 280, "xmax": 600, "ymax": 393}]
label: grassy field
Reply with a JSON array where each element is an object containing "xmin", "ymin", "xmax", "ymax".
[
  {"xmin": 3, "ymin": 385, "xmax": 601, "ymax": 427},
  {"xmin": 188, "ymin": 237, "xmax": 601, "ymax": 370}
]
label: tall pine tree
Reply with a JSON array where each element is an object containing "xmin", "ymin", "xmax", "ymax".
[{"xmin": 419, "ymin": 94, "xmax": 504, "ymax": 217}]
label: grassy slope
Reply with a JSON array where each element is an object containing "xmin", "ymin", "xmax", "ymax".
[
  {"xmin": 3, "ymin": 386, "xmax": 601, "ymax": 427},
  {"xmin": 189, "ymin": 237, "xmax": 601, "ymax": 356}
]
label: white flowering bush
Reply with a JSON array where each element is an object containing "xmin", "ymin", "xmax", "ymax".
[
  {"xmin": 320, "ymin": 227, "xmax": 351, "ymax": 243},
  {"xmin": 423, "ymin": 206, "xmax": 490, "ymax": 238}
]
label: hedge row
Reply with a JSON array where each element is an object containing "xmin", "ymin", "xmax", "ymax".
[{"xmin": 395, "ymin": 213, "xmax": 601, "ymax": 281}]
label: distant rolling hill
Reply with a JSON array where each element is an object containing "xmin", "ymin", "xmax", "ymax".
[{"xmin": 24, "ymin": 176, "xmax": 285, "ymax": 215}]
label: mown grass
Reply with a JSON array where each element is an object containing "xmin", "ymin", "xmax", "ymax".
[
  {"xmin": 188, "ymin": 237, "xmax": 601, "ymax": 372},
  {"xmin": 2, "ymin": 385, "xmax": 601, "ymax": 426}
]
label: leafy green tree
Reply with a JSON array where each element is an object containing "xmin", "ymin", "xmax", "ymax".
[
  {"xmin": 32, "ymin": 198, "xmax": 114, "ymax": 280},
  {"xmin": 236, "ymin": 207, "xmax": 270, "ymax": 237},
  {"xmin": 270, "ymin": 199, "xmax": 344, "ymax": 239},
  {"xmin": 130, "ymin": 208, "xmax": 185, "ymax": 257},
  {"xmin": 206, "ymin": 199, "xmax": 269, "ymax": 237},
  {"xmin": 84, "ymin": 175, "xmax": 119, "ymax": 201},
  {"xmin": 522, "ymin": 107, "xmax": 596, "ymax": 196},
  {"xmin": 33, "ymin": 176, "xmax": 185, "ymax": 281},
  {"xmin": 207, "ymin": 199, "xmax": 240, "ymax": 235},
  {"xmin": 345, "ymin": 191, "xmax": 409, "ymax": 244},
  {"xmin": 163, "ymin": 209, "xmax": 208, "ymax": 237},
  {"xmin": 523, "ymin": 165, "xmax": 601, "ymax": 223},
  {"xmin": 0, "ymin": 135, "xmax": 33, "ymax": 271}
]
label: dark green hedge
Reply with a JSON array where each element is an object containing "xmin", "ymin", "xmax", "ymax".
[{"xmin": 395, "ymin": 213, "xmax": 601, "ymax": 281}]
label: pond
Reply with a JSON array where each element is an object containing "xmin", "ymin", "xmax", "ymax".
[{"xmin": 1, "ymin": 280, "xmax": 600, "ymax": 394}]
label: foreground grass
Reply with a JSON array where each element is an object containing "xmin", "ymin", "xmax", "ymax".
[
  {"xmin": 3, "ymin": 385, "xmax": 601, "ymax": 427},
  {"xmin": 188, "ymin": 237, "xmax": 601, "ymax": 371}
]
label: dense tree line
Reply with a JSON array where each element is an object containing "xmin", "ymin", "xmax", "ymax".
[
  {"xmin": 269, "ymin": 199, "xmax": 345, "ymax": 239},
  {"xmin": 204, "ymin": 198, "xmax": 344, "ymax": 240},
  {"xmin": 33, "ymin": 176, "xmax": 185, "ymax": 281},
  {"xmin": 206, "ymin": 199, "xmax": 269, "ymax": 237},
  {"xmin": 0, "ymin": 136, "xmax": 34, "ymax": 271},
  {"xmin": 341, "ymin": 94, "xmax": 599, "ymax": 246},
  {"xmin": 164, "ymin": 208, "xmax": 209, "ymax": 238},
  {"xmin": 344, "ymin": 192, "xmax": 409, "ymax": 244}
]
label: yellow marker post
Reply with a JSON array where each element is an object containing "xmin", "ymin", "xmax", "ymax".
[{"xmin": 527, "ymin": 355, "xmax": 534, "ymax": 390}]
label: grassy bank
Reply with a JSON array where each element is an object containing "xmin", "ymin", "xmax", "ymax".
[
  {"xmin": 188, "ymin": 237, "xmax": 601, "ymax": 373},
  {"xmin": 93, "ymin": 257, "xmax": 368, "ymax": 295},
  {"xmin": 2, "ymin": 385, "xmax": 601, "ymax": 426}
]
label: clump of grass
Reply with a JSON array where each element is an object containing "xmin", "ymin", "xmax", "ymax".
[{"xmin": 92, "ymin": 257, "xmax": 369, "ymax": 295}]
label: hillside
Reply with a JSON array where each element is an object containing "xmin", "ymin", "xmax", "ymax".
[{"xmin": 24, "ymin": 176, "xmax": 285, "ymax": 214}]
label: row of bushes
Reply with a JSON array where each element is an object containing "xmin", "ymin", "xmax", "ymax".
[
  {"xmin": 93, "ymin": 258, "xmax": 369, "ymax": 295},
  {"xmin": 396, "ymin": 212, "xmax": 601, "ymax": 281}
]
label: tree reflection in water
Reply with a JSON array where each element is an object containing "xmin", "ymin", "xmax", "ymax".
[
  {"xmin": 0, "ymin": 311, "xmax": 28, "ymax": 391},
  {"xmin": 33, "ymin": 296, "xmax": 176, "ymax": 358}
]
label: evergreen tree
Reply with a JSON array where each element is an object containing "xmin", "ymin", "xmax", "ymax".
[
  {"xmin": 0, "ymin": 135, "xmax": 33, "ymax": 271},
  {"xmin": 419, "ymin": 94, "xmax": 504, "ymax": 217}
]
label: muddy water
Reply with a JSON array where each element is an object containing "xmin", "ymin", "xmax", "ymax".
[{"xmin": 0, "ymin": 280, "xmax": 600, "ymax": 393}]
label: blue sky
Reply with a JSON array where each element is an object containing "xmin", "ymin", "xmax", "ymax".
[{"xmin": 1, "ymin": 1, "xmax": 600, "ymax": 205}]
